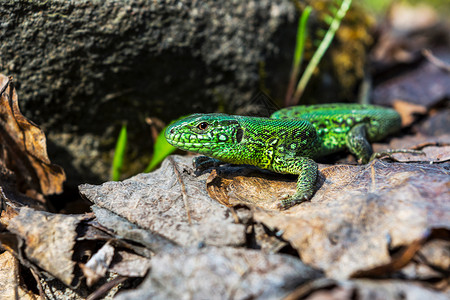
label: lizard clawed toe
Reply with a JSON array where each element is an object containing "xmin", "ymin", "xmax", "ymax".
[
  {"xmin": 193, "ymin": 156, "xmax": 223, "ymax": 171},
  {"xmin": 277, "ymin": 194, "xmax": 309, "ymax": 210},
  {"xmin": 369, "ymin": 149, "xmax": 424, "ymax": 162}
]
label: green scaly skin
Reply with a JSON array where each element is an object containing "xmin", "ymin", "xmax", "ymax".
[{"xmin": 165, "ymin": 104, "xmax": 402, "ymax": 209}]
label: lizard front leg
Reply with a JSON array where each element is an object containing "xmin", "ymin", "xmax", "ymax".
[
  {"xmin": 274, "ymin": 157, "xmax": 318, "ymax": 209},
  {"xmin": 193, "ymin": 156, "xmax": 224, "ymax": 170},
  {"xmin": 345, "ymin": 123, "xmax": 372, "ymax": 164}
]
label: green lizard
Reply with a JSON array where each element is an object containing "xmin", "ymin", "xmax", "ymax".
[{"xmin": 165, "ymin": 104, "xmax": 402, "ymax": 209}]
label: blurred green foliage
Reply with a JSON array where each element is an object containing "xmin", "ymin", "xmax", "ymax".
[
  {"xmin": 360, "ymin": 0, "xmax": 449, "ymax": 15},
  {"xmin": 144, "ymin": 124, "xmax": 176, "ymax": 172},
  {"xmin": 111, "ymin": 124, "xmax": 127, "ymax": 181}
]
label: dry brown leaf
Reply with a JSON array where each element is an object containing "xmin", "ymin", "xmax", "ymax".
[
  {"xmin": 80, "ymin": 155, "xmax": 246, "ymax": 247},
  {"xmin": 371, "ymin": 134, "xmax": 450, "ymax": 163},
  {"xmin": 204, "ymin": 159, "xmax": 449, "ymax": 278},
  {"xmin": 206, "ymin": 166, "xmax": 297, "ymax": 210},
  {"xmin": 81, "ymin": 242, "xmax": 115, "ymax": 287},
  {"xmin": 109, "ymin": 250, "xmax": 151, "ymax": 278},
  {"xmin": 396, "ymin": 237, "xmax": 450, "ymax": 282},
  {"xmin": 418, "ymin": 109, "xmax": 450, "ymax": 136},
  {"xmin": 390, "ymin": 145, "xmax": 450, "ymax": 162},
  {"xmin": 206, "ymin": 164, "xmax": 359, "ymax": 211},
  {"xmin": 0, "ymin": 74, "xmax": 65, "ymax": 197},
  {"xmin": 114, "ymin": 247, "xmax": 322, "ymax": 300},
  {"xmin": 287, "ymin": 278, "xmax": 448, "ymax": 300},
  {"xmin": 417, "ymin": 238, "xmax": 450, "ymax": 273},
  {"xmin": 0, "ymin": 251, "xmax": 38, "ymax": 300},
  {"xmin": 373, "ymin": 55, "xmax": 450, "ymax": 108},
  {"xmin": 392, "ymin": 99, "xmax": 427, "ymax": 127},
  {"xmin": 388, "ymin": 134, "xmax": 450, "ymax": 150},
  {"xmin": 0, "ymin": 205, "xmax": 19, "ymax": 229},
  {"xmin": 252, "ymin": 222, "xmax": 288, "ymax": 253},
  {"xmin": 0, "ymin": 169, "xmax": 46, "ymax": 210},
  {"xmin": 370, "ymin": 4, "xmax": 450, "ymax": 110},
  {"xmin": 252, "ymin": 162, "xmax": 449, "ymax": 278},
  {"xmin": 6, "ymin": 208, "xmax": 90, "ymax": 287},
  {"xmin": 91, "ymin": 205, "xmax": 178, "ymax": 255},
  {"xmin": 351, "ymin": 230, "xmax": 432, "ymax": 278}
]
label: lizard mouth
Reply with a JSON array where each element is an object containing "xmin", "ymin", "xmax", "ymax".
[{"xmin": 168, "ymin": 140, "xmax": 226, "ymax": 149}]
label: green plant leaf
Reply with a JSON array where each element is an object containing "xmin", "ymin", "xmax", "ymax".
[
  {"xmin": 111, "ymin": 124, "xmax": 127, "ymax": 181},
  {"xmin": 323, "ymin": 15, "xmax": 334, "ymax": 25},
  {"xmin": 285, "ymin": 5, "xmax": 312, "ymax": 106},
  {"xmin": 144, "ymin": 116, "xmax": 188, "ymax": 172},
  {"xmin": 328, "ymin": 5, "xmax": 339, "ymax": 16},
  {"xmin": 293, "ymin": 6, "xmax": 312, "ymax": 68},
  {"xmin": 292, "ymin": 0, "xmax": 352, "ymax": 104}
]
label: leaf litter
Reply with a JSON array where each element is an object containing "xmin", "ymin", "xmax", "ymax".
[
  {"xmin": 79, "ymin": 155, "xmax": 247, "ymax": 248},
  {"xmin": 0, "ymin": 75, "xmax": 156, "ymax": 298},
  {"xmin": 114, "ymin": 246, "xmax": 322, "ymax": 300},
  {"xmin": 0, "ymin": 2, "xmax": 449, "ymax": 299}
]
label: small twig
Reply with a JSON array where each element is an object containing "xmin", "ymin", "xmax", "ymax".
[
  {"xmin": 0, "ymin": 186, "xmax": 21, "ymax": 210},
  {"xmin": 357, "ymin": 70, "xmax": 372, "ymax": 105},
  {"xmin": 0, "ymin": 186, "xmax": 7, "ymax": 212},
  {"xmin": 411, "ymin": 141, "xmax": 450, "ymax": 150},
  {"xmin": 422, "ymin": 49, "xmax": 450, "ymax": 73},
  {"xmin": 370, "ymin": 163, "xmax": 376, "ymax": 193},
  {"xmin": 102, "ymin": 88, "xmax": 134, "ymax": 102},
  {"xmin": 229, "ymin": 207, "xmax": 240, "ymax": 224},
  {"xmin": 145, "ymin": 117, "xmax": 165, "ymax": 142},
  {"xmin": 284, "ymin": 278, "xmax": 337, "ymax": 300},
  {"xmin": 372, "ymin": 149, "xmax": 425, "ymax": 163},
  {"xmin": 86, "ymin": 276, "xmax": 128, "ymax": 300},
  {"xmin": 0, "ymin": 76, "xmax": 13, "ymax": 96},
  {"xmin": 169, "ymin": 156, "xmax": 192, "ymax": 224},
  {"xmin": 30, "ymin": 267, "xmax": 47, "ymax": 300}
]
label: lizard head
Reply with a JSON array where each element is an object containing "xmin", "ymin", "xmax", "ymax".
[{"xmin": 165, "ymin": 113, "xmax": 243, "ymax": 154}]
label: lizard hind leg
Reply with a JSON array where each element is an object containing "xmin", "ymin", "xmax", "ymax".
[
  {"xmin": 345, "ymin": 123, "xmax": 373, "ymax": 164},
  {"xmin": 345, "ymin": 123, "xmax": 424, "ymax": 164}
]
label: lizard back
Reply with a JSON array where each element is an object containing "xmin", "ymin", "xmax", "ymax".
[{"xmin": 271, "ymin": 104, "xmax": 401, "ymax": 156}]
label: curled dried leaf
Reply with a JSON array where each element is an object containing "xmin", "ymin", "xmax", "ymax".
[
  {"xmin": 81, "ymin": 242, "xmax": 115, "ymax": 287},
  {"xmin": 0, "ymin": 74, "xmax": 65, "ymax": 197}
]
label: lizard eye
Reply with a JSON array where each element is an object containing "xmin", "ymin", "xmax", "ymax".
[{"xmin": 197, "ymin": 122, "xmax": 209, "ymax": 130}]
